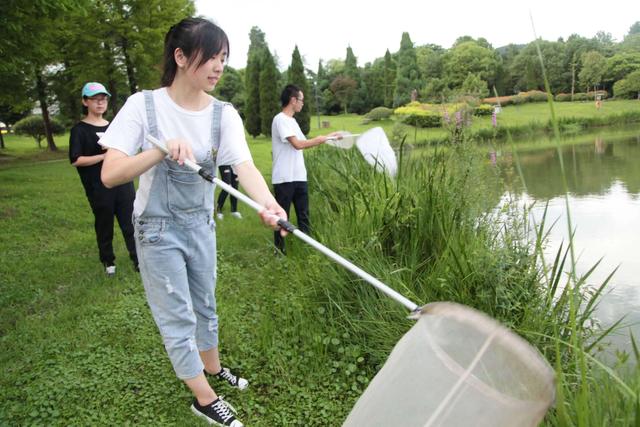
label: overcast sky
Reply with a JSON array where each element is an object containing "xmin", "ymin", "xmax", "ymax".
[{"xmin": 195, "ymin": 0, "xmax": 639, "ymax": 71}]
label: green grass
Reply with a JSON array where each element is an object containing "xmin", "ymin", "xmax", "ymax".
[
  {"xmin": 2, "ymin": 116, "xmax": 639, "ymax": 426},
  {"xmin": 0, "ymin": 134, "xmax": 365, "ymax": 425}
]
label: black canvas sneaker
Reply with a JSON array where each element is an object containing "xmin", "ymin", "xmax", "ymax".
[
  {"xmin": 206, "ymin": 367, "xmax": 249, "ymax": 390},
  {"xmin": 191, "ymin": 396, "xmax": 243, "ymax": 427}
]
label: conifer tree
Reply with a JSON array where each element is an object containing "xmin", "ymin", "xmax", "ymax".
[
  {"xmin": 244, "ymin": 27, "xmax": 268, "ymax": 137},
  {"xmin": 287, "ymin": 45, "xmax": 310, "ymax": 135},
  {"xmin": 259, "ymin": 49, "xmax": 280, "ymax": 136},
  {"xmin": 383, "ymin": 49, "xmax": 396, "ymax": 107},
  {"xmin": 244, "ymin": 51, "xmax": 262, "ymax": 137},
  {"xmin": 344, "ymin": 46, "xmax": 359, "ymax": 80},
  {"xmin": 393, "ymin": 32, "xmax": 422, "ymax": 106}
]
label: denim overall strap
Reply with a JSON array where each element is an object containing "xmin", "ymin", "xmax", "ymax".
[
  {"xmin": 210, "ymin": 99, "xmax": 225, "ymax": 157},
  {"xmin": 143, "ymin": 90, "xmax": 159, "ymax": 139}
]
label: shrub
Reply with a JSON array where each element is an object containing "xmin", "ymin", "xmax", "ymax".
[
  {"xmin": 518, "ymin": 90, "xmax": 548, "ymax": 102},
  {"xmin": 13, "ymin": 115, "xmax": 65, "ymax": 147},
  {"xmin": 394, "ymin": 103, "xmax": 442, "ymax": 128},
  {"xmin": 573, "ymin": 92, "xmax": 588, "ymax": 101},
  {"xmin": 400, "ymin": 112, "xmax": 441, "ymax": 128},
  {"xmin": 554, "ymin": 93, "xmax": 573, "ymax": 102},
  {"xmin": 511, "ymin": 95, "xmax": 526, "ymax": 105},
  {"xmin": 365, "ymin": 107, "xmax": 393, "ymax": 121},
  {"xmin": 473, "ymin": 104, "xmax": 494, "ymax": 116}
]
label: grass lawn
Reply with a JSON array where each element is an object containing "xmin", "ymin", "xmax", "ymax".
[
  {"xmin": 0, "ymin": 133, "xmax": 364, "ymax": 425},
  {"xmin": 2, "ymin": 99, "xmax": 639, "ymax": 425}
]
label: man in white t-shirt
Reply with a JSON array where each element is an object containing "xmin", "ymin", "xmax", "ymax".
[{"xmin": 271, "ymin": 84, "xmax": 341, "ymax": 253}]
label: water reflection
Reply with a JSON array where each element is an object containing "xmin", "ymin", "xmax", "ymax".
[{"xmin": 497, "ymin": 130, "xmax": 640, "ymax": 354}]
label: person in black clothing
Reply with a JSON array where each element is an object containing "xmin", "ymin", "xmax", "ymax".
[
  {"xmin": 215, "ymin": 165, "xmax": 242, "ymax": 220},
  {"xmin": 69, "ymin": 82, "xmax": 138, "ymax": 276}
]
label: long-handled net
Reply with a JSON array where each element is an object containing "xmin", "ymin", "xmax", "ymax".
[{"xmin": 145, "ymin": 134, "xmax": 555, "ymax": 427}]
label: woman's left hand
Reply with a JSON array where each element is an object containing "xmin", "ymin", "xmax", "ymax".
[{"xmin": 259, "ymin": 200, "xmax": 288, "ymax": 237}]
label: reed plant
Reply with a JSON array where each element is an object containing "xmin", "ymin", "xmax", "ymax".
[{"xmin": 291, "ymin": 98, "xmax": 640, "ymax": 424}]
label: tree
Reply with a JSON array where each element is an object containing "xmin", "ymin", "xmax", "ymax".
[
  {"xmin": 604, "ymin": 53, "xmax": 640, "ymax": 84},
  {"xmin": 509, "ymin": 40, "xmax": 566, "ymax": 94},
  {"xmin": 613, "ymin": 70, "xmax": 640, "ymax": 98},
  {"xmin": 383, "ymin": 49, "xmax": 396, "ymax": 107},
  {"xmin": 0, "ymin": 1, "xmax": 82, "ymax": 151},
  {"xmin": 579, "ymin": 51, "xmax": 607, "ymax": 92},
  {"xmin": 460, "ymin": 73, "xmax": 489, "ymax": 98},
  {"xmin": 416, "ymin": 44, "xmax": 444, "ymax": 81},
  {"xmin": 620, "ymin": 34, "xmax": 640, "ymax": 53},
  {"xmin": 288, "ymin": 46, "xmax": 310, "ymax": 135},
  {"xmin": 563, "ymin": 34, "xmax": 600, "ymax": 98},
  {"xmin": 422, "ymin": 77, "xmax": 451, "ymax": 103},
  {"xmin": 259, "ymin": 49, "xmax": 279, "ymax": 136},
  {"xmin": 244, "ymin": 52, "xmax": 262, "ymax": 137},
  {"xmin": 214, "ymin": 66, "xmax": 245, "ymax": 114},
  {"xmin": 393, "ymin": 32, "xmax": 422, "ymax": 106},
  {"xmin": 330, "ymin": 76, "xmax": 357, "ymax": 114},
  {"xmin": 344, "ymin": 46, "xmax": 359, "ymax": 80},
  {"xmin": 493, "ymin": 44, "xmax": 523, "ymax": 96},
  {"xmin": 244, "ymin": 26, "xmax": 269, "ymax": 137},
  {"xmin": 442, "ymin": 40, "xmax": 498, "ymax": 92},
  {"xmin": 350, "ymin": 61, "xmax": 384, "ymax": 114}
]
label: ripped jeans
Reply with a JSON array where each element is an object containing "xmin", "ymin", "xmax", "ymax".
[{"xmin": 134, "ymin": 213, "xmax": 218, "ymax": 380}]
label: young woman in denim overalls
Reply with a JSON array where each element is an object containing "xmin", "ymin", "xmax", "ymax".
[{"xmin": 100, "ymin": 18, "xmax": 286, "ymax": 427}]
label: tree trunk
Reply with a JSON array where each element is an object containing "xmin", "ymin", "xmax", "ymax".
[
  {"xmin": 35, "ymin": 71, "xmax": 57, "ymax": 151},
  {"xmin": 120, "ymin": 38, "xmax": 138, "ymax": 95},
  {"xmin": 62, "ymin": 59, "xmax": 81, "ymax": 122},
  {"xmin": 0, "ymin": 129, "xmax": 5, "ymax": 149},
  {"xmin": 104, "ymin": 42, "xmax": 120, "ymax": 116}
]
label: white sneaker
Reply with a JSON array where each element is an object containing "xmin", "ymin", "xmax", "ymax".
[
  {"xmin": 105, "ymin": 265, "xmax": 116, "ymax": 276},
  {"xmin": 216, "ymin": 212, "xmax": 224, "ymax": 220},
  {"xmin": 230, "ymin": 211, "xmax": 242, "ymax": 219}
]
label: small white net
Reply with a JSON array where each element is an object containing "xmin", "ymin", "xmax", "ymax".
[
  {"xmin": 355, "ymin": 127, "xmax": 397, "ymax": 177},
  {"xmin": 343, "ymin": 302, "xmax": 555, "ymax": 427}
]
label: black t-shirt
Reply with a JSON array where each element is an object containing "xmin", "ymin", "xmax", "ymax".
[{"xmin": 69, "ymin": 121, "xmax": 109, "ymax": 194}]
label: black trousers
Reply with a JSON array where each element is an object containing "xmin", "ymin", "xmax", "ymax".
[
  {"xmin": 216, "ymin": 165, "xmax": 238, "ymax": 212},
  {"xmin": 273, "ymin": 181, "xmax": 310, "ymax": 252},
  {"xmin": 87, "ymin": 182, "xmax": 137, "ymax": 266}
]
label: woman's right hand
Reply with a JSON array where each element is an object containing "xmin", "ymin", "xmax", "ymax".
[{"xmin": 164, "ymin": 138, "xmax": 195, "ymax": 165}]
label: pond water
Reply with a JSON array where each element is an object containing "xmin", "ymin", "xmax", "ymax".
[{"xmin": 495, "ymin": 126, "xmax": 640, "ymax": 356}]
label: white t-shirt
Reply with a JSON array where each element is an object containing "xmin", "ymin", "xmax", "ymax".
[
  {"xmin": 100, "ymin": 88, "xmax": 252, "ymax": 215},
  {"xmin": 271, "ymin": 112, "xmax": 306, "ymax": 184}
]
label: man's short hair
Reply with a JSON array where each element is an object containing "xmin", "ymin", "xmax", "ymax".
[{"xmin": 280, "ymin": 84, "xmax": 301, "ymax": 107}]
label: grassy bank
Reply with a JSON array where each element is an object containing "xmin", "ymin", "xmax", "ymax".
[
  {"xmin": 310, "ymin": 99, "xmax": 640, "ymax": 146},
  {"xmin": 1, "ymin": 124, "xmax": 639, "ymax": 426}
]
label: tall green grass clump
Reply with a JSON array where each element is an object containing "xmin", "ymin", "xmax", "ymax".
[
  {"xmin": 299, "ymin": 142, "xmax": 544, "ymax": 362},
  {"xmin": 294, "ymin": 130, "xmax": 639, "ymax": 423}
]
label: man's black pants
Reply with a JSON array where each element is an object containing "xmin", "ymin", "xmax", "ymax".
[{"xmin": 273, "ymin": 181, "xmax": 309, "ymax": 253}]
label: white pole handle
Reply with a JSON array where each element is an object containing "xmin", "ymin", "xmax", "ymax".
[
  {"xmin": 326, "ymin": 133, "xmax": 361, "ymax": 141},
  {"xmin": 145, "ymin": 134, "xmax": 419, "ymax": 312}
]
